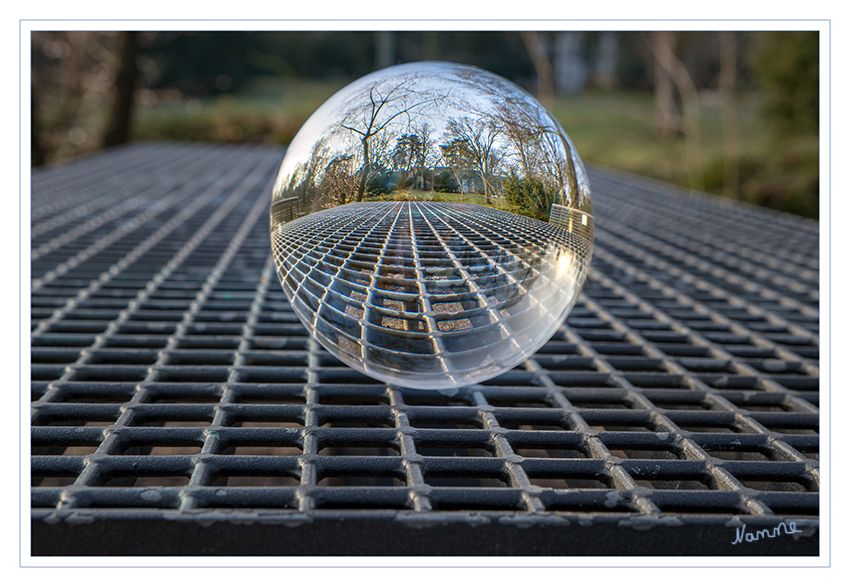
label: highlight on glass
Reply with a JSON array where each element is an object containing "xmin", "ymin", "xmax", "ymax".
[{"xmin": 270, "ymin": 62, "xmax": 594, "ymax": 389}]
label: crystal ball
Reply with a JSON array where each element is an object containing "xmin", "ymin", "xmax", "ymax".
[{"xmin": 270, "ymin": 62, "xmax": 593, "ymax": 389}]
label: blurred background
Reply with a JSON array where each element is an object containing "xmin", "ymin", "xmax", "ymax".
[{"xmin": 30, "ymin": 30, "xmax": 819, "ymax": 218}]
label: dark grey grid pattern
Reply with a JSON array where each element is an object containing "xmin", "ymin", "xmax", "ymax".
[
  {"xmin": 270, "ymin": 201, "xmax": 592, "ymax": 387},
  {"xmin": 30, "ymin": 143, "xmax": 819, "ymax": 556}
]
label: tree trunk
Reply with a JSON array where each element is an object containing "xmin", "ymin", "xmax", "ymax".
[
  {"xmin": 103, "ymin": 32, "xmax": 140, "ymax": 148},
  {"xmin": 648, "ymin": 31, "xmax": 704, "ymax": 191},
  {"xmin": 553, "ymin": 32, "xmax": 587, "ymax": 96},
  {"xmin": 31, "ymin": 84, "xmax": 45, "ymax": 167},
  {"xmin": 481, "ymin": 171, "xmax": 490, "ymax": 205},
  {"xmin": 719, "ymin": 31, "xmax": 740, "ymax": 199},
  {"xmin": 520, "ymin": 31, "xmax": 554, "ymax": 110},
  {"xmin": 594, "ymin": 31, "xmax": 618, "ymax": 90},
  {"xmin": 375, "ymin": 31, "xmax": 395, "ymax": 70},
  {"xmin": 651, "ymin": 32, "xmax": 679, "ymax": 140},
  {"xmin": 356, "ymin": 139, "xmax": 370, "ymax": 202}
]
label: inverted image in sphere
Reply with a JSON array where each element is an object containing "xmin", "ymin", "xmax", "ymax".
[{"xmin": 270, "ymin": 62, "xmax": 593, "ymax": 389}]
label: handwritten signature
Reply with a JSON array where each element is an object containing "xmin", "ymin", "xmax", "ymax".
[{"xmin": 732, "ymin": 521, "xmax": 803, "ymax": 545}]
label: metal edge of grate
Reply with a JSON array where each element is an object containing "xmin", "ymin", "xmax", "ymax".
[{"xmin": 29, "ymin": 143, "xmax": 820, "ymax": 556}]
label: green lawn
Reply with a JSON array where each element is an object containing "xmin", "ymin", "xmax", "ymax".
[{"xmin": 365, "ymin": 190, "xmax": 506, "ymax": 208}]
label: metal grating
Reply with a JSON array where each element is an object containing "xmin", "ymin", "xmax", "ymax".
[
  {"xmin": 29, "ymin": 143, "xmax": 820, "ymax": 556},
  {"xmin": 271, "ymin": 200, "xmax": 592, "ymax": 388}
]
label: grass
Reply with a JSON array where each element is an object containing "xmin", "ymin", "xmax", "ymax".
[
  {"xmin": 130, "ymin": 77, "xmax": 819, "ymax": 219},
  {"xmin": 553, "ymin": 91, "xmax": 818, "ymax": 218},
  {"xmin": 132, "ymin": 77, "xmax": 345, "ymax": 145},
  {"xmin": 366, "ymin": 190, "xmax": 503, "ymax": 205}
]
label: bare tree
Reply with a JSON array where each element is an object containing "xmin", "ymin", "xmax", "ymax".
[
  {"xmin": 103, "ymin": 31, "xmax": 140, "ymax": 148},
  {"xmin": 413, "ymin": 121, "xmax": 436, "ymax": 190},
  {"xmin": 31, "ymin": 31, "xmax": 132, "ymax": 165},
  {"xmin": 553, "ymin": 32, "xmax": 587, "ymax": 95},
  {"xmin": 520, "ymin": 31, "xmax": 554, "ymax": 109},
  {"xmin": 719, "ymin": 31, "xmax": 740, "ymax": 199},
  {"xmin": 442, "ymin": 118, "xmax": 499, "ymax": 204},
  {"xmin": 338, "ymin": 81, "xmax": 442, "ymax": 201},
  {"xmin": 594, "ymin": 32, "xmax": 618, "ymax": 91},
  {"xmin": 319, "ymin": 154, "xmax": 358, "ymax": 205},
  {"xmin": 644, "ymin": 32, "xmax": 679, "ymax": 140},
  {"xmin": 645, "ymin": 31, "xmax": 704, "ymax": 191}
]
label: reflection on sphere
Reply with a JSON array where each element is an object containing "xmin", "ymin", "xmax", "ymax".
[{"xmin": 271, "ymin": 62, "xmax": 594, "ymax": 389}]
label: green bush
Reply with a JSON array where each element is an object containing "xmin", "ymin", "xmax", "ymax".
[
  {"xmin": 365, "ymin": 168, "xmax": 394, "ymax": 196},
  {"xmin": 433, "ymin": 170, "xmax": 459, "ymax": 193},
  {"xmin": 755, "ymin": 31, "xmax": 819, "ymax": 135},
  {"xmin": 503, "ymin": 176, "xmax": 552, "ymax": 220}
]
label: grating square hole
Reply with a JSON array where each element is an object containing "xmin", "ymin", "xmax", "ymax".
[
  {"xmin": 228, "ymin": 445, "xmax": 303, "ymax": 456},
  {"xmin": 177, "ymin": 337, "xmax": 240, "ymax": 349},
  {"xmin": 424, "ymin": 474, "xmax": 508, "ymax": 488},
  {"xmin": 318, "ymin": 475, "xmax": 402, "ymax": 487},
  {"xmin": 59, "ymin": 391, "xmax": 135, "ymax": 404},
  {"xmin": 589, "ymin": 422, "xmax": 657, "ymax": 433},
  {"xmin": 84, "ymin": 350, "xmax": 159, "ymax": 365},
  {"xmin": 486, "ymin": 397, "xmax": 551, "ymax": 408},
  {"xmin": 131, "ymin": 416, "xmax": 213, "ymax": 427},
  {"xmin": 429, "ymin": 493, "xmax": 524, "ymax": 511},
  {"xmin": 216, "ymin": 474, "xmax": 300, "ymax": 487},
  {"xmin": 120, "ymin": 445, "xmax": 203, "ymax": 456},
  {"xmin": 652, "ymin": 401, "xmax": 711, "ymax": 411},
  {"xmin": 99, "ymin": 336, "xmax": 170, "ymax": 349},
  {"xmin": 416, "ymin": 445, "xmax": 495, "ymax": 457},
  {"xmin": 529, "ymin": 477, "xmax": 609, "ymax": 489},
  {"xmin": 612, "ymin": 447, "xmax": 682, "ymax": 460},
  {"xmin": 319, "ymin": 420, "xmax": 394, "ymax": 429},
  {"xmin": 318, "ymin": 446, "xmax": 398, "ymax": 456},
  {"xmin": 542, "ymin": 493, "xmax": 636, "ymax": 513},
  {"xmin": 117, "ymin": 323, "xmax": 177, "ymax": 335},
  {"xmin": 705, "ymin": 449, "xmax": 775, "ymax": 462},
  {"xmin": 102, "ymin": 474, "xmax": 190, "ymax": 487},
  {"xmin": 608, "ymin": 358, "xmax": 667, "ymax": 372},
  {"xmin": 163, "ymin": 351, "xmax": 235, "ymax": 366},
  {"xmin": 317, "ymin": 391, "xmax": 389, "ymax": 406},
  {"xmin": 34, "ymin": 417, "xmax": 116, "ymax": 427},
  {"xmin": 598, "ymin": 438, "xmax": 682, "ymax": 460},
  {"xmin": 513, "ymin": 447, "xmax": 588, "ymax": 459},
  {"xmin": 240, "ymin": 352, "xmax": 309, "ymax": 367},
  {"xmin": 145, "ymin": 390, "xmax": 221, "ymax": 404},
  {"xmin": 502, "ymin": 422, "xmax": 569, "ymax": 431},
  {"xmin": 637, "ymin": 478, "xmax": 714, "ymax": 490},
  {"xmin": 32, "ymin": 476, "xmax": 79, "ymax": 487},
  {"xmin": 70, "ymin": 366, "xmax": 148, "ymax": 382},
  {"xmin": 231, "ymin": 388, "xmax": 305, "ymax": 404},
  {"xmin": 235, "ymin": 420, "xmax": 304, "ymax": 428},
  {"xmin": 401, "ymin": 394, "xmax": 472, "ymax": 406},
  {"xmin": 155, "ymin": 368, "xmax": 230, "ymax": 383},
  {"xmin": 568, "ymin": 398, "xmax": 632, "ymax": 409},
  {"xmin": 655, "ymin": 501, "xmax": 743, "ymax": 514},
  {"xmin": 739, "ymin": 480, "xmax": 810, "ymax": 492},
  {"xmin": 762, "ymin": 425, "xmax": 819, "ymax": 436},
  {"xmin": 247, "ymin": 339, "xmax": 307, "ymax": 353},
  {"xmin": 31, "ymin": 445, "xmax": 100, "ymax": 456},
  {"xmin": 408, "ymin": 414, "xmax": 483, "ymax": 429},
  {"xmin": 437, "ymin": 318, "xmax": 474, "ymax": 332},
  {"xmin": 738, "ymin": 404, "xmax": 790, "ymax": 413}
]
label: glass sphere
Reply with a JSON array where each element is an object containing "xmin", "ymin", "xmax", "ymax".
[{"xmin": 270, "ymin": 62, "xmax": 593, "ymax": 389}]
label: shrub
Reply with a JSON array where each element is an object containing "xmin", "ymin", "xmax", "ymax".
[
  {"xmin": 433, "ymin": 170, "xmax": 459, "ymax": 193},
  {"xmin": 503, "ymin": 176, "xmax": 552, "ymax": 220}
]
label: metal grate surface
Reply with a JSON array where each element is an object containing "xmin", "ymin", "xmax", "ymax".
[
  {"xmin": 271, "ymin": 200, "xmax": 591, "ymax": 388},
  {"xmin": 29, "ymin": 143, "xmax": 820, "ymax": 556}
]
